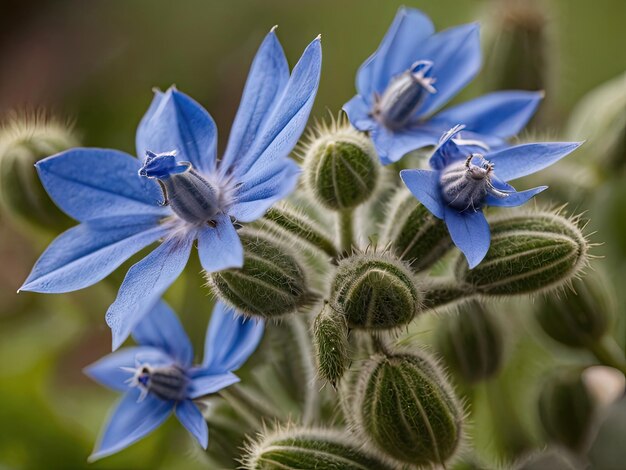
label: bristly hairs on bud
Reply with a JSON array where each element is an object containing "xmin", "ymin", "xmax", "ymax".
[{"xmin": 312, "ymin": 302, "xmax": 350, "ymax": 387}]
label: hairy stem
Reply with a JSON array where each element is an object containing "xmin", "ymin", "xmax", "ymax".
[
  {"xmin": 422, "ymin": 279, "xmax": 475, "ymax": 310},
  {"xmin": 338, "ymin": 209, "xmax": 355, "ymax": 255}
]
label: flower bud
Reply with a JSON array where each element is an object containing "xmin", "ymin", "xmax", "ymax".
[
  {"xmin": 534, "ymin": 273, "xmax": 613, "ymax": 349},
  {"xmin": 455, "ymin": 210, "xmax": 589, "ymax": 296},
  {"xmin": 330, "ymin": 252, "xmax": 421, "ymax": 330},
  {"xmin": 538, "ymin": 368, "xmax": 597, "ymax": 453},
  {"xmin": 0, "ymin": 112, "xmax": 78, "ymax": 232},
  {"xmin": 243, "ymin": 427, "xmax": 395, "ymax": 470},
  {"xmin": 435, "ymin": 301, "xmax": 504, "ymax": 383},
  {"xmin": 301, "ymin": 114, "xmax": 379, "ymax": 210},
  {"xmin": 355, "ymin": 352, "xmax": 463, "ymax": 465},
  {"xmin": 382, "ymin": 188, "xmax": 452, "ymax": 272},
  {"xmin": 312, "ymin": 303, "xmax": 349, "ymax": 386},
  {"xmin": 207, "ymin": 230, "xmax": 313, "ymax": 319}
]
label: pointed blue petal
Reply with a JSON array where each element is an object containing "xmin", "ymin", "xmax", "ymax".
[
  {"xmin": 84, "ymin": 347, "xmax": 149, "ymax": 392},
  {"xmin": 343, "ymin": 95, "xmax": 376, "ymax": 132},
  {"xmin": 197, "ymin": 214, "xmax": 243, "ymax": 273},
  {"xmin": 487, "ymin": 186, "xmax": 548, "ymax": 207},
  {"xmin": 428, "ymin": 125, "xmax": 470, "ymax": 170},
  {"xmin": 187, "ymin": 370, "xmax": 240, "ymax": 399},
  {"xmin": 371, "ymin": 126, "xmax": 440, "ymax": 165},
  {"xmin": 229, "ymin": 159, "xmax": 300, "ymax": 223},
  {"xmin": 106, "ymin": 232, "xmax": 195, "ymax": 350},
  {"xmin": 358, "ymin": 7, "xmax": 435, "ymax": 97},
  {"xmin": 175, "ymin": 400, "xmax": 208, "ymax": 449},
  {"xmin": 89, "ymin": 391, "xmax": 173, "ymax": 462},
  {"xmin": 444, "ymin": 207, "xmax": 490, "ymax": 269},
  {"xmin": 36, "ymin": 149, "xmax": 167, "ymax": 222},
  {"xmin": 400, "ymin": 169, "xmax": 444, "ymax": 219},
  {"xmin": 416, "ymin": 23, "xmax": 481, "ymax": 117},
  {"xmin": 229, "ymin": 37, "xmax": 321, "ymax": 180},
  {"xmin": 20, "ymin": 215, "xmax": 166, "ymax": 293},
  {"xmin": 430, "ymin": 91, "xmax": 543, "ymax": 138},
  {"xmin": 220, "ymin": 30, "xmax": 290, "ymax": 171},
  {"xmin": 488, "ymin": 142, "xmax": 582, "ymax": 182},
  {"xmin": 131, "ymin": 301, "xmax": 193, "ymax": 367},
  {"xmin": 203, "ymin": 301, "xmax": 265, "ymax": 372},
  {"xmin": 136, "ymin": 88, "xmax": 218, "ymax": 174}
]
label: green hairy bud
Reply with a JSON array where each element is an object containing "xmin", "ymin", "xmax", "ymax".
[
  {"xmin": 535, "ymin": 273, "xmax": 613, "ymax": 349},
  {"xmin": 0, "ymin": 112, "xmax": 78, "ymax": 231},
  {"xmin": 538, "ymin": 368, "xmax": 597, "ymax": 453},
  {"xmin": 312, "ymin": 303, "xmax": 349, "ymax": 386},
  {"xmin": 301, "ymin": 114, "xmax": 379, "ymax": 211},
  {"xmin": 207, "ymin": 230, "xmax": 313, "ymax": 319},
  {"xmin": 355, "ymin": 351, "xmax": 463, "ymax": 465},
  {"xmin": 436, "ymin": 301, "xmax": 504, "ymax": 383},
  {"xmin": 382, "ymin": 188, "xmax": 452, "ymax": 272},
  {"xmin": 243, "ymin": 427, "xmax": 395, "ymax": 470},
  {"xmin": 330, "ymin": 252, "xmax": 421, "ymax": 330},
  {"xmin": 455, "ymin": 210, "xmax": 589, "ymax": 296}
]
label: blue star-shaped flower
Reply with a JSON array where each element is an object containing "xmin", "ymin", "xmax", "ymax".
[
  {"xmin": 19, "ymin": 30, "xmax": 321, "ymax": 349},
  {"xmin": 400, "ymin": 126, "xmax": 581, "ymax": 268},
  {"xmin": 343, "ymin": 7, "xmax": 543, "ymax": 165},
  {"xmin": 85, "ymin": 300, "xmax": 264, "ymax": 461}
]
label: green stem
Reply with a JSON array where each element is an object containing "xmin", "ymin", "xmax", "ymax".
[
  {"xmin": 587, "ymin": 336, "xmax": 626, "ymax": 375},
  {"xmin": 338, "ymin": 209, "xmax": 354, "ymax": 255}
]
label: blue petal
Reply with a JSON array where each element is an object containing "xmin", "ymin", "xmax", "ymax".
[
  {"xmin": 131, "ymin": 301, "xmax": 193, "ymax": 367},
  {"xmin": 343, "ymin": 95, "xmax": 376, "ymax": 132},
  {"xmin": 486, "ymin": 186, "xmax": 548, "ymax": 207},
  {"xmin": 220, "ymin": 30, "xmax": 290, "ymax": 172},
  {"xmin": 444, "ymin": 207, "xmax": 490, "ymax": 269},
  {"xmin": 488, "ymin": 142, "xmax": 582, "ymax": 182},
  {"xmin": 371, "ymin": 126, "xmax": 440, "ymax": 165},
  {"xmin": 89, "ymin": 391, "xmax": 173, "ymax": 462},
  {"xmin": 229, "ymin": 159, "xmax": 300, "ymax": 223},
  {"xmin": 430, "ymin": 91, "xmax": 543, "ymax": 138},
  {"xmin": 20, "ymin": 215, "xmax": 166, "ymax": 293},
  {"xmin": 187, "ymin": 370, "xmax": 240, "ymax": 399},
  {"xmin": 228, "ymin": 37, "xmax": 321, "ymax": 180},
  {"xmin": 400, "ymin": 169, "xmax": 444, "ymax": 219},
  {"xmin": 106, "ymin": 232, "xmax": 195, "ymax": 350},
  {"xmin": 197, "ymin": 214, "xmax": 243, "ymax": 272},
  {"xmin": 416, "ymin": 23, "xmax": 481, "ymax": 117},
  {"xmin": 428, "ymin": 125, "xmax": 467, "ymax": 170},
  {"xmin": 175, "ymin": 400, "xmax": 208, "ymax": 449},
  {"xmin": 358, "ymin": 7, "xmax": 435, "ymax": 98},
  {"xmin": 203, "ymin": 301, "xmax": 265, "ymax": 372},
  {"xmin": 36, "ymin": 149, "xmax": 167, "ymax": 222},
  {"xmin": 135, "ymin": 88, "xmax": 218, "ymax": 174},
  {"xmin": 84, "ymin": 347, "xmax": 149, "ymax": 392}
]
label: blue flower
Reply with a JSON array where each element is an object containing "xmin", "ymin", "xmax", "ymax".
[
  {"xmin": 400, "ymin": 126, "xmax": 581, "ymax": 268},
  {"xmin": 19, "ymin": 30, "xmax": 321, "ymax": 349},
  {"xmin": 85, "ymin": 300, "xmax": 264, "ymax": 461},
  {"xmin": 343, "ymin": 7, "xmax": 543, "ymax": 165}
]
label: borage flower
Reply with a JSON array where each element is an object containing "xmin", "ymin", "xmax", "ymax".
[
  {"xmin": 343, "ymin": 7, "xmax": 543, "ymax": 164},
  {"xmin": 19, "ymin": 30, "xmax": 321, "ymax": 349},
  {"xmin": 85, "ymin": 300, "xmax": 263, "ymax": 460},
  {"xmin": 400, "ymin": 126, "xmax": 581, "ymax": 268}
]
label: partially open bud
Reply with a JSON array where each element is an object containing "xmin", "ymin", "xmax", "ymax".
[
  {"xmin": 535, "ymin": 274, "xmax": 613, "ymax": 349},
  {"xmin": 355, "ymin": 351, "xmax": 463, "ymax": 465},
  {"xmin": 455, "ymin": 210, "xmax": 589, "ymax": 296},
  {"xmin": 301, "ymin": 114, "xmax": 379, "ymax": 211},
  {"xmin": 382, "ymin": 188, "xmax": 452, "ymax": 272},
  {"xmin": 243, "ymin": 427, "xmax": 395, "ymax": 470},
  {"xmin": 436, "ymin": 301, "xmax": 504, "ymax": 383},
  {"xmin": 207, "ymin": 230, "xmax": 313, "ymax": 319},
  {"xmin": 330, "ymin": 252, "xmax": 421, "ymax": 330},
  {"xmin": 538, "ymin": 368, "xmax": 597, "ymax": 453},
  {"xmin": 313, "ymin": 303, "xmax": 349, "ymax": 386},
  {"xmin": 0, "ymin": 112, "xmax": 78, "ymax": 231}
]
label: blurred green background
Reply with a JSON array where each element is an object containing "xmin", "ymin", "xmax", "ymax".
[{"xmin": 1, "ymin": 0, "xmax": 626, "ymax": 469}]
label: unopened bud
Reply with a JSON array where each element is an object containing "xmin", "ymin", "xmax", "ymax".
[
  {"xmin": 313, "ymin": 303, "xmax": 349, "ymax": 386},
  {"xmin": 330, "ymin": 252, "xmax": 421, "ymax": 330}
]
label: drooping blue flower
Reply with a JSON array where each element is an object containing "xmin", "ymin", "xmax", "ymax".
[
  {"xmin": 343, "ymin": 7, "xmax": 543, "ymax": 165},
  {"xmin": 19, "ymin": 30, "xmax": 321, "ymax": 349},
  {"xmin": 400, "ymin": 126, "xmax": 581, "ymax": 268},
  {"xmin": 85, "ymin": 300, "xmax": 264, "ymax": 461}
]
